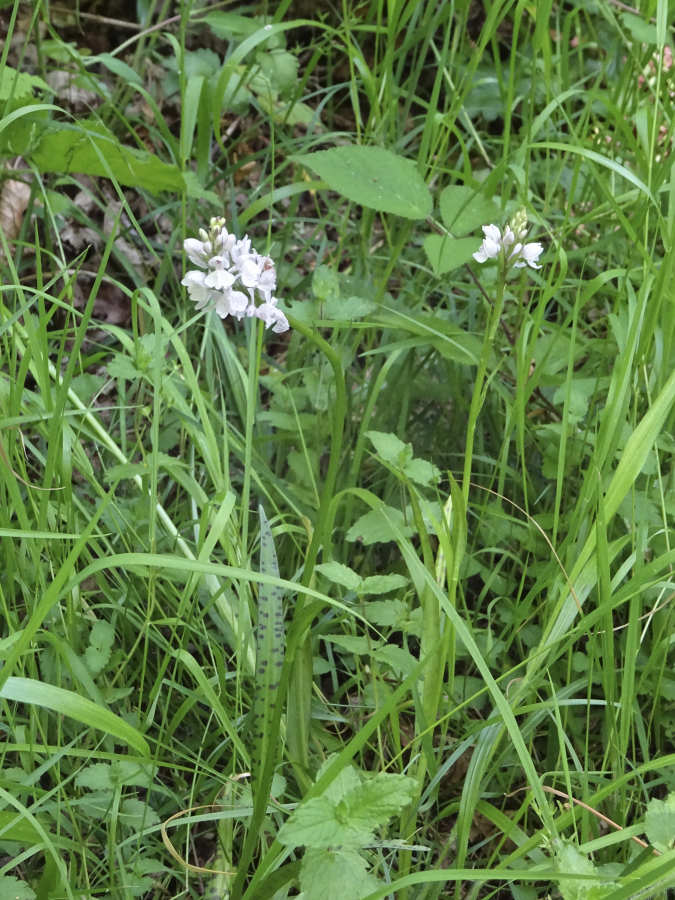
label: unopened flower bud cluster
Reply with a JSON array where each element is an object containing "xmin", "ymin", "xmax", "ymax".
[
  {"xmin": 473, "ymin": 209, "xmax": 543, "ymax": 270},
  {"xmin": 182, "ymin": 218, "xmax": 289, "ymax": 334}
]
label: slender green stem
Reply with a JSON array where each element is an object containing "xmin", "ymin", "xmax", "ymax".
[
  {"xmin": 240, "ymin": 318, "xmax": 263, "ymax": 564},
  {"xmin": 461, "ymin": 269, "xmax": 507, "ymax": 505}
]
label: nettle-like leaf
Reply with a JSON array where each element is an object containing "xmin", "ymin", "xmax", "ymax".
[
  {"xmin": 346, "ymin": 506, "xmax": 414, "ymax": 545},
  {"xmin": 366, "ymin": 431, "xmax": 440, "ymax": 486},
  {"xmin": 553, "ymin": 839, "xmax": 618, "ymax": 900},
  {"xmin": 360, "ymin": 574, "xmax": 409, "ymax": 595},
  {"xmin": 645, "ymin": 792, "xmax": 675, "ymax": 851},
  {"xmin": 315, "ymin": 562, "xmax": 362, "ymax": 593},
  {"xmin": 278, "ymin": 767, "xmax": 416, "ymax": 850},
  {"xmin": 315, "ymin": 564, "xmax": 408, "ymax": 597},
  {"xmin": 299, "ymin": 848, "xmax": 379, "ymax": 900}
]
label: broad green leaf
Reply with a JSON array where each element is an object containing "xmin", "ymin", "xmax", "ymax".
[
  {"xmin": 346, "ymin": 506, "xmax": 415, "ymax": 545},
  {"xmin": 324, "ymin": 295, "xmax": 376, "ymax": 319},
  {"xmin": 424, "ymin": 234, "xmax": 479, "ymax": 275},
  {"xmin": 645, "ymin": 793, "xmax": 675, "ymax": 851},
  {"xmin": 621, "ymin": 12, "xmax": 657, "ymax": 44},
  {"xmin": 293, "ymin": 146, "xmax": 432, "ymax": 219},
  {"xmin": 315, "ymin": 562, "xmax": 362, "ymax": 592},
  {"xmin": 299, "ymin": 848, "xmax": 379, "ymax": 900},
  {"xmin": 366, "ymin": 431, "xmax": 412, "ymax": 467},
  {"xmin": 0, "ymin": 877, "xmax": 35, "ymax": 900},
  {"xmin": 360, "ymin": 574, "xmax": 409, "ymax": 595},
  {"xmin": 438, "ymin": 185, "xmax": 500, "ymax": 236},
  {"xmin": 0, "ymin": 677, "xmax": 149, "ymax": 756},
  {"xmin": 27, "ymin": 120, "xmax": 185, "ymax": 194}
]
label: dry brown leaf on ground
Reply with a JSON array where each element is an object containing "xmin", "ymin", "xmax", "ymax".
[{"xmin": 0, "ymin": 161, "xmax": 31, "ymax": 258}]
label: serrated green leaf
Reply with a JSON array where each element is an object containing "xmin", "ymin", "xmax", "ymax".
[
  {"xmin": 0, "ymin": 67, "xmax": 50, "ymax": 103},
  {"xmin": 90, "ymin": 620, "xmax": 115, "ymax": 651},
  {"xmin": 364, "ymin": 599, "xmax": 407, "ymax": 627},
  {"xmin": 340, "ymin": 772, "xmax": 417, "ymax": 831},
  {"xmin": 119, "ymin": 798, "xmax": 159, "ymax": 829},
  {"xmin": 324, "ymin": 635, "xmax": 376, "ymax": 655},
  {"xmin": 645, "ymin": 793, "xmax": 675, "ymax": 851},
  {"xmin": 360, "ymin": 574, "xmax": 409, "ymax": 595},
  {"xmin": 438, "ymin": 185, "xmax": 500, "ymax": 236},
  {"xmin": 84, "ymin": 645, "xmax": 110, "ymax": 674},
  {"xmin": 553, "ymin": 839, "xmax": 618, "ymax": 900},
  {"xmin": 320, "ymin": 764, "xmax": 362, "ymax": 804},
  {"xmin": 0, "ymin": 876, "xmax": 36, "ymax": 900},
  {"xmin": 315, "ymin": 562, "xmax": 362, "ymax": 592},
  {"xmin": 293, "ymin": 146, "xmax": 432, "ymax": 219},
  {"xmin": 346, "ymin": 506, "xmax": 415, "ymax": 545},
  {"xmin": 424, "ymin": 234, "xmax": 480, "ymax": 275},
  {"xmin": 373, "ymin": 645, "xmax": 417, "ymax": 675},
  {"xmin": 403, "ymin": 457, "xmax": 441, "ymax": 486},
  {"xmin": 278, "ymin": 796, "xmax": 355, "ymax": 848},
  {"xmin": 366, "ymin": 431, "xmax": 412, "ymax": 467},
  {"xmin": 107, "ymin": 355, "xmax": 142, "ymax": 381},
  {"xmin": 621, "ymin": 12, "xmax": 657, "ymax": 44},
  {"xmin": 299, "ymin": 848, "xmax": 379, "ymax": 900}
]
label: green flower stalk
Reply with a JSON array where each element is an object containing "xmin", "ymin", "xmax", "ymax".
[{"xmin": 462, "ymin": 210, "xmax": 543, "ymax": 504}]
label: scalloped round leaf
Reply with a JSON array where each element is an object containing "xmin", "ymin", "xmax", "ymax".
[
  {"xmin": 424, "ymin": 234, "xmax": 480, "ymax": 275},
  {"xmin": 439, "ymin": 185, "xmax": 500, "ymax": 236},
  {"xmin": 293, "ymin": 146, "xmax": 432, "ymax": 218}
]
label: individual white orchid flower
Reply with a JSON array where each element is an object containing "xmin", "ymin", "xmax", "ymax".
[
  {"xmin": 256, "ymin": 300, "xmax": 289, "ymax": 333},
  {"xmin": 205, "ymin": 256, "xmax": 236, "ymax": 291},
  {"xmin": 473, "ymin": 224, "xmax": 502, "ymax": 263},
  {"xmin": 511, "ymin": 241, "xmax": 543, "ymax": 268},
  {"xmin": 184, "ymin": 238, "xmax": 211, "ymax": 269},
  {"xmin": 181, "ymin": 271, "xmax": 213, "ymax": 309}
]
